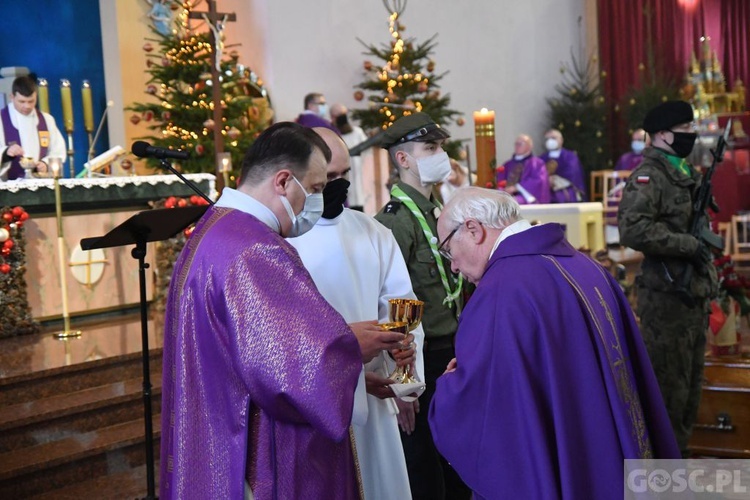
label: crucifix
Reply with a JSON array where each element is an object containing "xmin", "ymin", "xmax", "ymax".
[{"xmin": 189, "ymin": 0, "xmax": 236, "ymax": 192}]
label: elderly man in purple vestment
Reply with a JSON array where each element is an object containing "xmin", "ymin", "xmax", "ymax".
[
  {"xmin": 615, "ymin": 128, "xmax": 649, "ymax": 171},
  {"xmin": 295, "ymin": 92, "xmax": 339, "ymax": 133},
  {"xmin": 428, "ymin": 187, "xmax": 680, "ymax": 499},
  {"xmin": 540, "ymin": 129, "xmax": 587, "ymax": 202},
  {"xmin": 160, "ymin": 122, "xmax": 364, "ymax": 499},
  {"xmin": 496, "ymin": 134, "xmax": 550, "ymax": 204}
]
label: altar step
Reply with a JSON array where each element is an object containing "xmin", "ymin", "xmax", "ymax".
[{"xmin": 0, "ymin": 346, "xmax": 162, "ymax": 498}]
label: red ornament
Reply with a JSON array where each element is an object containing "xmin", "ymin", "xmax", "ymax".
[
  {"xmin": 146, "ymin": 59, "xmax": 154, "ymax": 68},
  {"xmin": 195, "ymin": 144, "xmax": 205, "ymax": 156},
  {"xmin": 177, "ymin": 199, "xmax": 188, "ymax": 208},
  {"xmin": 3, "ymin": 239, "xmax": 13, "ymax": 250},
  {"xmin": 498, "ymin": 180, "xmax": 508, "ymax": 188},
  {"xmin": 496, "ymin": 165, "xmax": 505, "ymax": 173},
  {"xmin": 2, "ymin": 213, "xmax": 12, "ymax": 222},
  {"xmin": 11, "ymin": 207, "xmax": 23, "ymax": 218},
  {"xmin": 417, "ymin": 82, "xmax": 428, "ymax": 93},
  {"xmin": 1, "ymin": 247, "xmax": 10, "ymax": 257},
  {"xmin": 227, "ymin": 127, "xmax": 241, "ymax": 140},
  {"xmin": 456, "ymin": 117, "xmax": 465, "ymax": 127},
  {"xmin": 426, "ymin": 60, "xmax": 436, "ymax": 72},
  {"xmin": 19, "ymin": 212, "xmax": 29, "ymax": 221},
  {"xmin": 130, "ymin": 115, "xmax": 141, "ymax": 125},
  {"xmin": 164, "ymin": 196, "xmax": 177, "ymax": 209},
  {"xmin": 146, "ymin": 84, "xmax": 157, "ymax": 95},
  {"xmin": 161, "ymin": 57, "xmax": 170, "ymax": 67},
  {"xmin": 162, "ymin": 111, "xmax": 171, "ymax": 121},
  {"xmin": 485, "ymin": 182, "xmax": 494, "ymax": 188},
  {"xmin": 0, "ymin": 263, "xmax": 10, "ymax": 274},
  {"xmin": 14, "ymin": 221, "xmax": 23, "ymax": 229},
  {"xmin": 363, "ymin": 61, "xmax": 373, "ymax": 71},
  {"xmin": 183, "ymin": 226, "xmax": 194, "ymax": 238},
  {"xmin": 143, "ymin": 42, "xmax": 153, "ymax": 52},
  {"xmin": 353, "ymin": 91, "xmax": 364, "ymax": 102},
  {"xmin": 190, "ymin": 195, "xmax": 200, "ymax": 205},
  {"xmin": 143, "ymin": 110, "xmax": 154, "ymax": 122}
]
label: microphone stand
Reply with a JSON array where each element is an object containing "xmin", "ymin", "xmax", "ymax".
[{"xmin": 158, "ymin": 158, "xmax": 215, "ymax": 205}]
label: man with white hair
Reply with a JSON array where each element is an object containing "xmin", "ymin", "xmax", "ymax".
[
  {"xmin": 497, "ymin": 134, "xmax": 549, "ymax": 204},
  {"xmin": 428, "ymin": 187, "xmax": 680, "ymax": 499}
]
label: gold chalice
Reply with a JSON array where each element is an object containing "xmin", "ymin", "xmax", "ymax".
[
  {"xmin": 387, "ymin": 298, "xmax": 424, "ymax": 384},
  {"xmin": 20, "ymin": 157, "xmax": 36, "ymax": 179}
]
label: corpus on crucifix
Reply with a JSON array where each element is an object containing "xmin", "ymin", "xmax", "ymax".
[{"xmin": 189, "ymin": 1, "xmax": 236, "ymax": 191}]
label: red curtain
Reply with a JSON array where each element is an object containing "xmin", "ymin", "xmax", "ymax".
[{"xmin": 597, "ymin": 0, "xmax": 749, "ymax": 157}]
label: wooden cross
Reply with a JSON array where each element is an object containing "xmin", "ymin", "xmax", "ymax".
[
  {"xmin": 189, "ymin": 1, "xmax": 236, "ymax": 191},
  {"xmin": 68, "ymin": 249, "xmax": 108, "ymax": 288}
]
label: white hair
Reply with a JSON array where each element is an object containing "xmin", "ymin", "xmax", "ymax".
[{"xmin": 443, "ymin": 187, "xmax": 521, "ymax": 230}]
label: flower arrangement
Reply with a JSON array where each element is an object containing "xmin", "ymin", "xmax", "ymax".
[{"xmin": 714, "ymin": 255, "xmax": 750, "ymax": 316}]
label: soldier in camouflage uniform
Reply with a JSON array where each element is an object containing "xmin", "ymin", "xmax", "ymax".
[
  {"xmin": 375, "ymin": 113, "xmax": 470, "ymax": 500},
  {"xmin": 618, "ymin": 100, "xmax": 719, "ymax": 457}
]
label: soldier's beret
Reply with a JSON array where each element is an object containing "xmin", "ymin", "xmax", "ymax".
[
  {"xmin": 643, "ymin": 101, "xmax": 695, "ymax": 134},
  {"xmin": 380, "ymin": 112, "xmax": 450, "ymax": 149}
]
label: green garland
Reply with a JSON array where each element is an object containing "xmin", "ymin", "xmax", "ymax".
[{"xmin": 0, "ymin": 206, "xmax": 40, "ymax": 337}]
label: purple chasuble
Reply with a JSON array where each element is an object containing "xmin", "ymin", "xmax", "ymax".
[
  {"xmin": 161, "ymin": 206, "xmax": 362, "ymax": 499},
  {"xmin": 615, "ymin": 151, "xmax": 644, "ymax": 172},
  {"xmin": 540, "ymin": 148, "xmax": 588, "ymax": 202},
  {"xmin": 1, "ymin": 107, "xmax": 49, "ymax": 180},
  {"xmin": 428, "ymin": 224, "xmax": 679, "ymax": 500},
  {"xmin": 497, "ymin": 155, "xmax": 550, "ymax": 204},
  {"xmin": 295, "ymin": 112, "xmax": 340, "ymax": 134}
]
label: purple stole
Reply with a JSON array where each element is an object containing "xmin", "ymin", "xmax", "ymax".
[{"xmin": 1, "ymin": 107, "xmax": 49, "ymax": 180}]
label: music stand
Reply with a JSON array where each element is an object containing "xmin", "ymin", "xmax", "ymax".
[{"xmin": 81, "ymin": 205, "xmax": 209, "ymax": 499}]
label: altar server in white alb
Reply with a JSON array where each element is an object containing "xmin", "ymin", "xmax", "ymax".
[
  {"xmin": 0, "ymin": 76, "xmax": 66, "ymax": 181},
  {"xmin": 289, "ymin": 127, "xmax": 425, "ymax": 499}
]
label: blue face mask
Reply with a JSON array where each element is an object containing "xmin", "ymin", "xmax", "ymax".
[
  {"xmin": 631, "ymin": 140, "xmax": 646, "ymax": 154},
  {"xmin": 280, "ymin": 175, "xmax": 324, "ymax": 237},
  {"xmin": 317, "ymin": 103, "xmax": 329, "ymax": 120}
]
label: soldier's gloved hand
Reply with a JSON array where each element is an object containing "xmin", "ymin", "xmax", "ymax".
[{"xmin": 691, "ymin": 241, "xmax": 713, "ymax": 265}]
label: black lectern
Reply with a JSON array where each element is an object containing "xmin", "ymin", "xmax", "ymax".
[{"xmin": 81, "ymin": 205, "xmax": 208, "ymax": 499}]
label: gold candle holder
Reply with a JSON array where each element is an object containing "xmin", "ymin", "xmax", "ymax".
[
  {"xmin": 217, "ymin": 152, "xmax": 232, "ymax": 191},
  {"xmin": 387, "ymin": 298, "xmax": 424, "ymax": 384},
  {"xmin": 49, "ymin": 158, "xmax": 82, "ymax": 340},
  {"xmin": 60, "ymin": 80, "xmax": 75, "ymax": 178},
  {"xmin": 473, "ymin": 108, "xmax": 497, "ymax": 189},
  {"xmin": 82, "ymin": 80, "xmax": 95, "ymax": 158},
  {"xmin": 37, "ymin": 78, "xmax": 50, "ymax": 114}
]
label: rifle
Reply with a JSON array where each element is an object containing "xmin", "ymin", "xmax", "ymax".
[{"xmin": 674, "ymin": 119, "xmax": 731, "ymax": 306}]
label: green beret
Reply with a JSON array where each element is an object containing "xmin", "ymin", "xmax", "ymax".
[
  {"xmin": 643, "ymin": 100, "xmax": 694, "ymax": 134},
  {"xmin": 380, "ymin": 112, "xmax": 450, "ymax": 149}
]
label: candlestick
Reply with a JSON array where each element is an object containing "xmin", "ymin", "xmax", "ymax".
[
  {"xmin": 49, "ymin": 157, "xmax": 82, "ymax": 340},
  {"xmin": 60, "ymin": 79, "xmax": 74, "ymax": 133},
  {"xmin": 81, "ymin": 80, "xmax": 95, "ymax": 133},
  {"xmin": 37, "ymin": 78, "xmax": 50, "ymax": 114},
  {"xmin": 217, "ymin": 152, "xmax": 232, "ymax": 191},
  {"xmin": 473, "ymin": 108, "xmax": 497, "ymax": 188}
]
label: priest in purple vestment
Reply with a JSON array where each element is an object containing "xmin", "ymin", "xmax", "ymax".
[
  {"xmin": 295, "ymin": 92, "xmax": 339, "ymax": 133},
  {"xmin": 161, "ymin": 122, "xmax": 363, "ymax": 499},
  {"xmin": 615, "ymin": 128, "xmax": 649, "ymax": 171},
  {"xmin": 540, "ymin": 129, "xmax": 587, "ymax": 202},
  {"xmin": 496, "ymin": 134, "xmax": 550, "ymax": 204},
  {"xmin": 428, "ymin": 187, "xmax": 680, "ymax": 500}
]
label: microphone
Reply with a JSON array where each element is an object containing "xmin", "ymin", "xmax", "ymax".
[{"xmin": 132, "ymin": 141, "xmax": 190, "ymax": 161}]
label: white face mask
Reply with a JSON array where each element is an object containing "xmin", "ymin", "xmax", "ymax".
[
  {"xmin": 411, "ymin": 151, "xmax": 451, "ymax": 186},
  {"xmin": 631, "ymin": 140, "xmax": 646, "ymax": 154},
  {"xmin": 317, "ymin": 103, "xmax": 329, "ymax": 120},
  {"xmin": 280, "ymin": 175, "xmax": 324, "ymax": 238},
  {"xmin": 545, "ymin": 138, "xmax": 560, "ymax": 151}
]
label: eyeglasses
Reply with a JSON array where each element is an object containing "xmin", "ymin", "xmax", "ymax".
[
  {"xmin": 437, "ymin": 226, "xmax": 460, "ymax": 260},
  {"xmin": 398, "ymin": 123, "xmax": 441, "ymax": 144}
]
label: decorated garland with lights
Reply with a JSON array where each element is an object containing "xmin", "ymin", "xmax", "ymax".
[
  {"xmin": 0, "ymin": 206, "xmax": 40, "ymax": 338},
  {"xmin": 151, "ymin": 195, "xmax": 211, "ymax": 312}
]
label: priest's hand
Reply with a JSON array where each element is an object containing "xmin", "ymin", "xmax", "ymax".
[
  {"xmin": 396, "ymin": 398, "xmax": 419, "ymax": 435},
  {"xmin": 444, "ymin": 357, "xmax": 457, "ymax": 374},
  {"xmin": 391, "ymin": 333, "xmax": 416, "ymax": 368},
  {"xmin": 35, "ymin": 161, "xmax": 49, "ymax": 175},
  {"xmin": 349, "ymin": 321, "xmax": 405, "ymax": 363},
  {"xmin": 6, "ymin": 144, "xmax": 23, "ymax": 158},
  {"xmin": 365, "ymin": 372, "xmax": 395, "ymax": 399}
]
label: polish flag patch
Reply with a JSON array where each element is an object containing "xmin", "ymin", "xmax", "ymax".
[{"xmin": 636, "ymin": 175, "xmax": 650, "ymax": 184}]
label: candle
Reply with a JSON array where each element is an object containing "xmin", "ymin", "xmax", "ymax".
[
  {"xmin": 37, "ymin": 78, "xmax": 50, "ymax": 114},
  {"xmin": 60, "ymin": 79, "xmax": 74, "ymax": 133},
  {"xmin": 473, "ymin": 108, "xmax": 497, "ymax": 188},
  {"xmin": 81, "ymin": 80, "xmax": 94, "ymax": 132}
]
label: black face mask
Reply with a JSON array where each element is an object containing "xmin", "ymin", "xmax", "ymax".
[
  {"xmin": 667, "ymin": 131, "xmax": 697, "ymax": 158},
  {"xmin": 322, "ymin": 177, "xmax": 350, "ymax": 219}
]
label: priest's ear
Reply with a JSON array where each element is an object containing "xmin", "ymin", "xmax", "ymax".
[
  {"xmin": 464, "ymin": 219, "xmax": 487, "ymax": 245},
  {"xmin": 271, "ymin": 169, "xmax": 294, "ymax": 195}
]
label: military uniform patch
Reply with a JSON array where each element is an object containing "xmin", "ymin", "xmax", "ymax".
[
  {"xmin": 636, "ymin": 175, "xmax": 650, "ymax": 184},
  {"xmin": 383, "ymin": 200, "xmax": 401, "ymax": 214}
]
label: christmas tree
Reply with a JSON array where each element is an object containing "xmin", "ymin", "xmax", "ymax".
[
  {"xmin": 127, "ymin": 1, "xmax": 272, "ymax": 180},
  {"xmin": 351, "ymin": 0, "xmax": 464, "ymax": 159},
  {"xmin": 0, "ymin": 206, "xmax": 39, "ymax": 338},
  {"xmin": 545, "ymin": 50, "xmax": 610, "ymax": 172}
]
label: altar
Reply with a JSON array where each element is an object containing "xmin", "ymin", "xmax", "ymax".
[
  {"xmin": 518, "ymin": 202, "xmax": 605, "ymax": 252},
  {"xmin": 1, "ymin": 174, "xmax": 216, "ymax": 321}
]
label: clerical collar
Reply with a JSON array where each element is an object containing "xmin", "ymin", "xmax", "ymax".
[
  {"xmin": 547, "ymin": 149, "xmax": 562, "ymax": 159},
  {"xmin": 215, "ymin": 187, "xmax": 281, "ymax": 233},
  {"xmin": 9, "ymin": 105, "xmax": 37, "ymax": 126},
  {"xmin": 513, "ymin": 153, "xmax": 531, "ymax": 162},
  {"xmin": 490, "ymin": 219, "xmax": 533, "ymax": 258}
]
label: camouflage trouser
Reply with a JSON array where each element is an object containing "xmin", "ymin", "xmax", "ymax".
[{"xmin": 637, "ymin": 286, "xmax": 708, "ymax": 457}]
